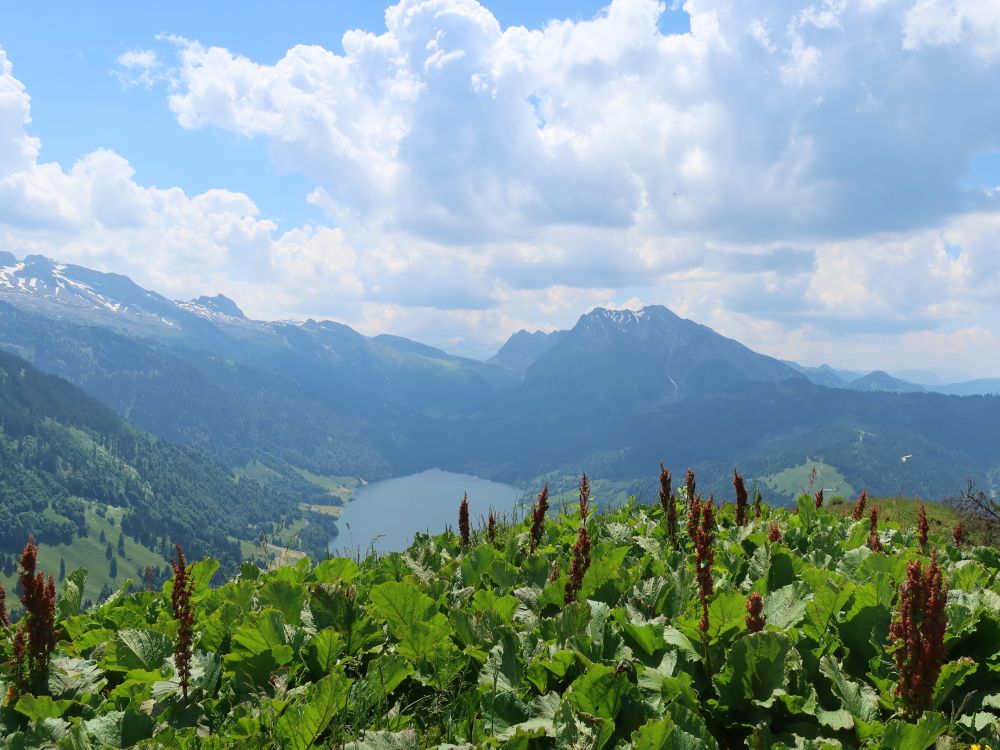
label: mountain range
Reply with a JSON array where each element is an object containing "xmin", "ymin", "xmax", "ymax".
[{"xmin": 2, "ymin": 251, "xmax": 998, "ymax": 510}]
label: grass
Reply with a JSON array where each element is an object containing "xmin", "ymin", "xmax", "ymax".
[
  {"xmin": 836, "ymin": 495, "xmax": 959, "ymax": 532},
  {"xmin": 233, "ymin": 459, "xmax": 283, "ymax": 483},
  {"xmin": 759, "ymin": 460, "xmax": 856, "ymax": 500},
  {"xmin": 292, "ymin": 467, "xmax": 359, "ymax": 502},
  {"xmin": 1, "ymin": 502, "xmax": 165, "ymax": 603}
]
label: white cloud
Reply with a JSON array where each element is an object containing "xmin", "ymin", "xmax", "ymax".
[{"xmin": 115, "ymin": 48, "xmax": 162, "ymax": 87}]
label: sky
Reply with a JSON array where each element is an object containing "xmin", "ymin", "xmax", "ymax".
[{"xmin": 1, "ymin": 0, "xmax": 999, "ymax": 377}]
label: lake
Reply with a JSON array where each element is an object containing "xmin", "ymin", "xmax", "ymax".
[{"xmin": 329, "ymin": 468, "xmax": 523, "ymax": 555}]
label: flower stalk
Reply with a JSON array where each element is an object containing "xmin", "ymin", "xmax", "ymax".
[
  {"xmin": 868, "ymin": 507, "xmax": 883, "ymax": 552},
  {"xmin": 171, "ymin": 544, "xmax": 196, "ymax": 701},
  {"xmin": 917, "ymin": 504, "xmax": 929, "ymax": 549},
  {"xmin": 458, "ymin": 492, "xmax": 470, "ymax": 547},
  {"xmin": 579, "ymin": 473, "xmax": 591, "ymax": 522},
  {"xmin": 734, "ymin": 470, "xmax": 749, "ymax": 527},
  {"xmin": 564, "ymin": 525, "xmax": 592, "ymax": 604},
  {"xmin": 853, "ymin": 489, "xmax": 868, "ymax": 521},
  {"xmin": 889, "ymin": 551, "xmax": 947, "ymax": 715},
  {"xmin": 745, "ymin": 593, "xmax": 766, "ymax": 633},
  {"xmin": 660, "ymin": 462, "xmax": 677, "ymax": 544},
  {"xmin": 814, "ymin": 488, "xmax": 824, "ymax": 509},
  {"xmin": 529, "ymin": 484, "xmax": 549, "ymax": 553}
]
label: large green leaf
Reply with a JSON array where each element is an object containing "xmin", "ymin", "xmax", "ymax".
[
  {"xmin": 819, "ymin": 656, "xmax": 879, "ymax": 724},
  {"xmin": 13, "ymin": 695, "xmax": 75, "ymax": 723},
  {"xmin": 260, "ymin": 577, "xmax": 307, "ymax": 623},
  {"xmin": 56, "ymin": 568, "xmax": 88, "ymax": 621},
  {"xmin": 881, "ymin": 712, "xmax": 948, "ymax": 750},
  {"xmin": 109, "ymin": 629, "xmax": 174, "ymax": 672},
  {"xmin": 762, "ymin": 583, "xmax": 810, "ymax": 630},
  {"xmin": 932, "ymin": 657, "xmax": 977, "ymax": 709},
  {"xmin": 276, "ymin": 670, "xmax": 352, "ymax": 750},
  {"xmin": 567, "ymin": 663, "xmax": 632, "ymax": 721},
  {"xmin": 312, "ymin": 558, "xmax": 360, "ymax": 585},
  {"xmin": 713, "ymin": 632, "xmax": 804, "ymax": 713},
  {"xmin": 310, "ymin": 584, "xmax": 382, "ymax": 655},
  {"xmin": 369, "ymin": 581, "xmax": 437, "ymax": 635}
]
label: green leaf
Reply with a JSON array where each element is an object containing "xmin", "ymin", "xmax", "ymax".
[
  {"xmin": 819, "ymin": 656, "xmax": 879, "ymax": 724},
  {"xmin": 342, "ymin": 730, "xmax": 419, "ymax": 749},
  {"xmin": 83, "ymin": 709, "xmax": 155, "ymax": 748},
  {"xmin": 310, "ymin": 585, "xmax": 382, "ymax": 655},
  {"xmin": 567, "ymin": 663, "xmax": 632, "ymax": 720},
  {"xmin": 111, "ymin": 629, "xmax": 174, "ymax": 672},
  {"xmin": 762, "ymin": 583, "xmax": 810, "ymax": 630},
  {"xmin": 189, "ymin": 557, "xmax": 220, "ymax": 593},
  {"xmin": 460, "ymin": 544, "xmax": 496, "ymax": 588},
  {"xmin": 313, "ymin": 558, "xmax": 360, "ymax": 585},
  {"xmin": 796, "ymin": 495, "xmax": 815, "ymax": 528},
  {"xmin": 611, "ymin": 609, "xmax": 665, "ymax": 657},
  {"xmin": 369, "ymin": 581, "xmax": 437, "ymax": 635},
  {"xmin": 706, "ymin": 591, "xmax": 746, "ymax": 642},
  {"xmin": 882, "ymin": 711, "xmax": 948, "ymax": 750},
  {"xmin": 714, "ymin": 632, "xmax": 804, "ymax": 713},
  {"xmin": 260, "ymin": 577, "xmax": 307, "ymax": 623},
  {"xmin": 933, "ymin": 657, "xmax": 977, "ymax": 709},
  {"xmin": 630, "ymin": 717, "xmax": 674, "ymax": 748},
  {"xmin": 471, "ymin": 589, "xmax": 519, "ymax": 621},
  {"xmin": 14, "ymin": 695, "xmax": 75, "ymax": 722},
  {"xmin": 56, "ymin": 569, "xmax": 88, "ymax": 621},
  {"xmin": 231, "ymin": 609, "xmax": 291, "ymax": 655},
  {"xmin": 276, "ymin": 670, "xmax": 352, "ymax": 750},
  {"xmin": 303, "ymin": 629, "xmax": 345, "ymax": 678}
]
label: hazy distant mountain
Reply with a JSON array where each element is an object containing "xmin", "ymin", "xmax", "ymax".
[
  {"xmin": 848, "ymin": 370, "xmax": 925, "ymax": 393},
  {"xmin": 931, "ymin": 379, "xmax": 1000, "ymax": 397},
  {"xmin": 894, "ymin": 368, "xmax": 948, "ymax": 386},
  {"xmin": 2, "ymin": 252, "xmax": 998, "ymax": 503},
  {"xmin": 489, "ymin": 329, "xmax": 567, "ymax": 374}
]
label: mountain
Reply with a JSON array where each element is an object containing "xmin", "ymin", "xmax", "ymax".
[
  {"xmin": 2, "ymin": 252, "xmax": 999, "ymax": 505},
  {"xmin": 928, "ymin": 379, "xmax": 1000, "ymax": 397},
  {"xmin": 489, "ymin": 329, "xmax": 567, "ymax": 374},
  {"xmin": 0, "ymin": 348, "xmax": 334, "ymax": 590},
  {"xmin": 848, "ymin": 370, "xmax": 925, "ymax": 393},
  {"xmin": 520, "ymin": 306, "xmax": 803, "ymax": 406}
]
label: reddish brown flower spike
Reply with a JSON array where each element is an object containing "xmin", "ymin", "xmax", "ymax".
[
  {"xmin": 917, "ymin": 504, "xmax": 929, "ymax": 548},
  {"xmin": 579, "ymin": 473, "xmax": 591, "ymax": 521},
  {"xmin": 659, "ymin": 462, "xmax": 677, "ymax": 544},
  {"xmin": 951, "ymin": 522, "xmax": 965, "ymax": 545},
  {"xmin": 487, "ymin": 509, "xmax": 497, "ymax": 545},
  {"xmin": 814, "ymin": 488, "xmax": 824, "ymax": 509},
  {"xmin": 548, "ymin": 560, "xmax": 561, "ymax": 583},
  {"xmin": 529, "ymin": 484, "xmax": 549, "ymax": 553},
  {"xmin": 171, "ymin": 544, "xmax": 196, "ymax": 701},
  {"xmin": 565, "ymin": 525, "xmax": 592, "ymax": 605},
  {"xmin": 695, "ymin": 499, "xmax": 716, "ymax": 634},
  {"xmin": 769, "ymin": 523, "xmax": 782, "ymax": 543},
  {"xmin": 868, "ymin": 507, "xmax": 883, "ymax": 552},
  {"xmin": 853, "ymin": 489, "xmax": 869, "ymax": 521},
  {"xmin": 754, "ymin": 488, "xmax": 763, "ymax": 519},
  {"xmin": 734, "ymin": 470, "xmax": 749, "ymax": 527},
  {"xmin": 888, "ymin": 551, "xmax": 947, "ymax": 715},
  {"xmin": 0, "ymin": 584, "xmax": 8, "ymax": 628},
  {"xmin": 15, "ymin": 536, "xmax": 59, "ymax": 688},
  {"xmin": 458, "ymin": 492, "xmax": 470, "ymax": 547},
  {"xmin": 745, "ymin": 593, "xmax": 766, "ymax": 633}
]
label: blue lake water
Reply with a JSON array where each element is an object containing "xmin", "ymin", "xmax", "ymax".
[{"xmin": 329, "ymin": 468, "xmax": 523, "ymax": 555}]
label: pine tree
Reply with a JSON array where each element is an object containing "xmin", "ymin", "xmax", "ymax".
[
  {"xmin": 109, "ymin": 556, "xmax": 118, "ymax": 579},
  {"xmin": 117, "ymin": 531, "xmax": 126, "ymax": 557},
  {"xmin": 58, "ymin": 558, "xmax": 66, "ymax": 582}
]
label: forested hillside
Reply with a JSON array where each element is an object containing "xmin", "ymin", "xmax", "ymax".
[{"xmin": 0, "ymin": 349, "xmax": 335, "ymax": 587}]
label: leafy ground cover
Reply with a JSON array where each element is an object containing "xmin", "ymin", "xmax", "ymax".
[{"xmin": 1, "ymin": 478, "xmax": 999, "ymax": 749}]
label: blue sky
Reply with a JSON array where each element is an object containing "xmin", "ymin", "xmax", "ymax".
[{"xmin": 1, "ymin": 0, "xmax": 999, "ymax": 376}]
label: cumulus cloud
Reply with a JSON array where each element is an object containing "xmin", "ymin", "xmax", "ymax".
[{"xmin": 114, "ymin": 48, "xmax": 163, "ymax": 87}]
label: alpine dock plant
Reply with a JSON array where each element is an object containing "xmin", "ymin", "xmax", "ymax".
[
  {"xmin": 745, "ymin": 592, "xmax": 765, "ymax": 633},
  {"xmin": 869, "ymin": 507, "xmax": 883, "ymax": 552},
  {"xmin": 953, "ymin": 521, "xmax": 966, "ymax": 545},
  {"xmin": 814, "ymin": 488, "xmax": 824, "ymax": 509},
  {"xmin": 659, "ymin": 462, "xmax": 676, "ymax": 543},
  {"xmin": 528, "ymin": 483, "xmax": 549, "ymax": 553},
  {"xmin": 578, "ymin": 472, "xmax": 591, "ymax": 521},
  {"xmin": 889, "ymin": 551, "xmax": 948, "ymax": 715},
  {"xmin": 14, "ymin": 536, "xmax": 58, "ymax": 690},
  {"xmin": 458, "ymin": 491, "xmax": 470, "ymax": 547},
  {"xmin": 170, "ymin": 544, "xmax": 195, "ymax": 701},
  {"xmin": 564, "ymin": 524, "xmax": 591, "ymax": 604},
  {"xmin": 853, "ymin": 488, "xmax": 869, "ymax": 520},
  {"xmin": 917, "ymin": 503, "xmax": 929, "ymax": 548},
  {"xmin": 695, "ymin": 498, "xmax": 716, "ymax": 635},
  {"xmin": 0, "ymin": 584, "xmax": 7, "ymax": 627},
  {"xmin": 753, "ymin": 487, "xmax": 763, "ymax": 519},
  {"xmin": 734, "ymin": 469, "xmax": 748, "ymax": 526},
  {"xmin": 0, "ymin": 472, "xmax": 993, "ymax": 749},
  {"xmin": 487, "ymin": 509, "xmax": 497, "ymax": 545}
]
